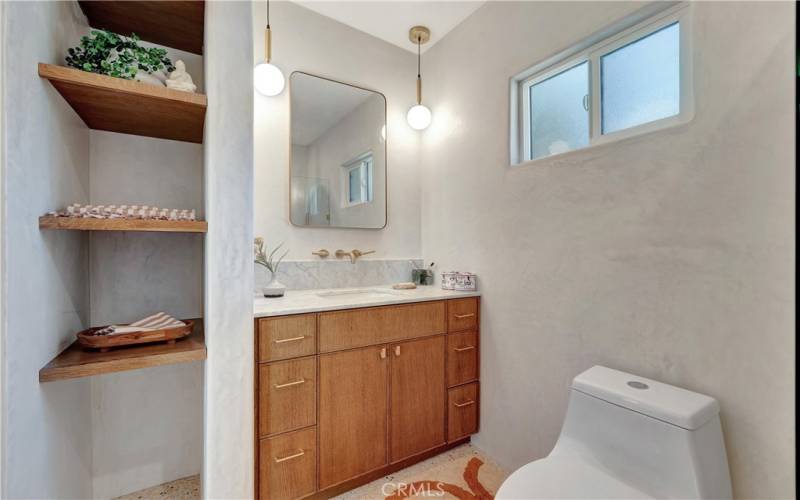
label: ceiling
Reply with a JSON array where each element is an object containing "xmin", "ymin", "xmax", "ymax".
[{"xmin": 291, "ymin": 1, "xmax": 486, "ymax": 54}]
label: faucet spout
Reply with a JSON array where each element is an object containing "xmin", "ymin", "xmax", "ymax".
[{"xmin": 351, "ymin": 249, "xmax": 375, "ymax": 263}]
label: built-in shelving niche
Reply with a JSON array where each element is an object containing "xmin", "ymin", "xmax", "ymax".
[{"xmin": 38, "ymin": 1, "xmax": 208, "ymax": 381}]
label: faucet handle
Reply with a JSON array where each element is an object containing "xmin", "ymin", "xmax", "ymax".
[
  {"xmin": 352, "ymin": 249, "xmax": 375, "ymax": 258},
  {"xmin": 312, "ymin": 249, "xmax": 330, "ymax": 258}
]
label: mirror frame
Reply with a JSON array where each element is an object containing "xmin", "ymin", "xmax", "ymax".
[{"xmin": 288, "ymin": 71, "xmax": 388, "ymax": 230}]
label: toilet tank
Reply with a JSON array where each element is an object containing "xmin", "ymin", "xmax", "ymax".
[{"xmin": 551, "ymin": 366, "xmax": 732, "ymax": 499}]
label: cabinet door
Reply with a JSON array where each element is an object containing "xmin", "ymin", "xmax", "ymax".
[
  {"xmin": 319, "ymin": 345, "xmax": 389, "ymax": 489},
  {"xmin": 389, "ymin": 335, "xmax": 446, "ymax": 463}
]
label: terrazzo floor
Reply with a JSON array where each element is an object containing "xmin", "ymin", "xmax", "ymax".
[{"xmin": 114, "ymin": 444, "xmax": 509, "ymax": 500}]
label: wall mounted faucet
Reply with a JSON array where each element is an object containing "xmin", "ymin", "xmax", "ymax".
[
  {"xmin": 335, "ymin": 249, "xmax": 375, "ymax": 264},
  {"xmin": 312, "ymin": 249, "xmax": 330, "ymax": 258}
]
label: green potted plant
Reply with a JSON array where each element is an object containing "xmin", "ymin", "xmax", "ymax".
[
  {"xmin": 65, "ymin": 29, "xmax": 175, "ymax": 85},
  {"xmin": 255, "ymin": 238, "xmax": 289, "ymax": 298}
]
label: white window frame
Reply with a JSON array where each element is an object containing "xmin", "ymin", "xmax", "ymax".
[
  {"xmin": 511, "ymin": 2, "xmax": 693, "ymax": 165},
  {"xmin": 341, "ymin": 151, "xmax": 374, "ymax": 208}
]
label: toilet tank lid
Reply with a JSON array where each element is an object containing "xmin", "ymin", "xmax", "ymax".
[{"xmin": 572, "ymin": 366, "xmax": 720, "ymax": 430}]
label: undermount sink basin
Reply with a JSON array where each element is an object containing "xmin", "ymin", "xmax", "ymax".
[{"xmin": 316, "ymin": 288, "xmax": 400, "ymax": 298}]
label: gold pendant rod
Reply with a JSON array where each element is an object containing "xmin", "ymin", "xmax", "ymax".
[{"xmin": 265, "ymin": 26, "xmax": 272, "ymax": 63}]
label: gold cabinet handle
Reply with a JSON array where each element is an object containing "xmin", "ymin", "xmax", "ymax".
[
  {"xmin": 394, "ymin": 345, "xmax": 401, "ymax": 357},
  {"xmin": 274, "ymin": 378, "xmax": 306, "ymax": 389},
  {"xmin": 274, "ymin": 449, "xmax": 305, "ymax": 463},
  {"xmin": 454, "ymin": 313, "xmax": 475, "ymax": 319},
  {"xmin": 454, "ymin": 399, "xmax": 475, "ymax": 408},
  {"xmin": 454, "ymin": 345, "xmax": 475, "ymax": 352},
  {"xmin": 274, "ymin": 335, "xmax": 306, "ymax": 344},
  {"xmin": 380, "ymin": 347, "xmax": 387, "ymax": 359}
]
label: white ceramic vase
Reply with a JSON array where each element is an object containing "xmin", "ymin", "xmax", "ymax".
[{"xmin": 263, "ymin": 272, "xmax": 286, "ymax": 298}]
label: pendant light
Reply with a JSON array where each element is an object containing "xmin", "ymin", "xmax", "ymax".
[
  {"xmin": 254, "ymin": 0, "xmax": 285, "ymax": 96},
  {"xmin": 407, "ymin": 26, "xmax": 432, "ymax": 130}
]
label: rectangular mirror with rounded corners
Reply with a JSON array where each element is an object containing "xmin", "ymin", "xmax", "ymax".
[{"xmin": 290, "ymin": 71, "xmax": 387, "ymax": 229}]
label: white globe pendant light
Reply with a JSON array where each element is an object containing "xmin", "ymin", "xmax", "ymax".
[
  {"xmin": 407, "ymin": 104, "xmax": 432, "ymax": 131},
  {"xmin": 254, "ymin": 62, "xmax": 284, "ymax": 96},
  {"xmin": 254, "ymin": 0, "xmax": 285, "ymax": 96},
  {"xmin": 407, "ymin": 26, "xmax": 432, "ymax": 130}
]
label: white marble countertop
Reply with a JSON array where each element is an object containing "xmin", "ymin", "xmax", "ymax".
[{"xmin": 254, "ymin": 286, "xmax": 480, "ymax": 318}]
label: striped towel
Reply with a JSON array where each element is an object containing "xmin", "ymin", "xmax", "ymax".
[{"xmin": 94, "ymin": 312, "xmax": 186, "ymax": 336}]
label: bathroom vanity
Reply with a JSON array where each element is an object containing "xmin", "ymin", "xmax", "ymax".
[{"xmin": 253, "ymin": 289, "xmax": 481, "ymax": 499}]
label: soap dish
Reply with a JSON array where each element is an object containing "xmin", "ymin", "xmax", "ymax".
[{"xmin": 392, "ymin": 282, "xmax": 417, "ymax": 290}]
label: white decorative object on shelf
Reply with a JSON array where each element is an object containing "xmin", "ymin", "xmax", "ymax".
[
  {"xmin": 134, "ymin": 70, "xmax": 165, "ymax": 87},
  {"xmin": 166, "ymin": 60, "xmax": 197, "ymax": 93},
  {"xmin": 48, "ymin": 204, "xmax": 197, "ymax": 221},
  {"xmin": 441, "ymin": 271, "xmax": 477, "ymax": 291}
]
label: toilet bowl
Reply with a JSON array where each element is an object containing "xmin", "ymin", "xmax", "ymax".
[{"xmin": 496, "ymin": 366, "xmax": 732, "ymax": 499}]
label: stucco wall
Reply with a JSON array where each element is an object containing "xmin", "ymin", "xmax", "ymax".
[
  {"xmin": 88, "ymin": 130, "xmax": 205, "ymax": 498},
  {"xmin": 1, "ymin": 2, "xmax": 92, "ymax": 497},
  {"xmin": 203, "ymin": 2, "xmax": 254, "ymax": 498},
  {"xmin": 420, "ymin": 2, "xmax": 795, "ymax": 498}
]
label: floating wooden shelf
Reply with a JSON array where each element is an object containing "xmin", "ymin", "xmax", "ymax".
[
  {"xmin": 39, "ymin": 216, "xmax": 207, "ymax": 233},
  {"xmin": 38, "ymin": 63, "xmax": 207, "ymax": 143},
  {"xmin": 78, "ymin": 1, "xmax": 205, "ymax": 55},
  {"xmin": 40, "ymin": 319, "xmax": 206, "ymax": 383}
]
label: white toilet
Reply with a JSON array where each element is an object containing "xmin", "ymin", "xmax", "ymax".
[{"xmin": 496, "ymin": 366, "xmax": 732, "ymax": 499}]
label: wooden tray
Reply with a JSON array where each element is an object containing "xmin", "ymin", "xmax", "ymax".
[{"xmin": 77, "ymin": 320, "xmax": 194, "ymax": 352}]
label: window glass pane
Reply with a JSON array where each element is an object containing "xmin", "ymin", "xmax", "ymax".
[
  {"xmin": 530, "ymin": 61, "xmax": 589, "ymax": 160},
  {"xmin": 601, "ymin": 22, "xmax": 680, "ymax": 134},
  {"xmin": 348, "ymin": 168, "xmax": 361, "ymax": 203}
]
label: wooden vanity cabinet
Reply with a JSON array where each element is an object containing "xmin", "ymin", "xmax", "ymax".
[
  {"xmin": 389, "ymin": 335, "xmax": 446, "ymax": 463},
  {"xmin": 255, "ymin": 297, "xmax": 480, "ymax": 499},
  {"xmin": 318, "ymin": 345, "xmax": 389, "ymax": 489}
]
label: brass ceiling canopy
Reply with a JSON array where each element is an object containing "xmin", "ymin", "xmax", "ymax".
[{"xmin": 408, "ymin": 26, "xmax": 431, "ymax": 45}]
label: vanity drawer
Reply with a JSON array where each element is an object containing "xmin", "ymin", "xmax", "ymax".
[
  {"xmin": 447, "ymin": 382, "xmax": 479, "ymax": 442},
  {"xmin": 259, "ymin": 426, "xmax": 317, "ymax": 500},
  {"xmin": 447, "ymin": 298, "xmax": 478, "ymax": 332},
  {"xmin": 259, "ymin": 357, "xmax": 317, "ymax": 437},
  {"xmin": 447, "ymin": 331, "xmax": 478, "ymax": 387},
  {"xmin": 258, "ymin": 314, "xmax": 317, "ymax": 362},
  {"xmin": 318, "ymin": 301, "xmax": 446, "ymax": 352}
]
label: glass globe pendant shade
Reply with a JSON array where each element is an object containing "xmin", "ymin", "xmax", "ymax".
[
  {"xmin": 254, "ymin": 62, "xmax": 285, "ymax": 96},
  {"xmin": 407, "ymin": 104, "xmax": 432, "ymax": 130}
]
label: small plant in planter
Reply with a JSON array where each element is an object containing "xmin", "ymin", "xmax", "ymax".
[
  {"xmin": 255, "ymin": 238, "xmax": 289, "ymax": 298},
  {"xmin": 65, "ymin": 29, "xmax": 175, "ymax": 81}
]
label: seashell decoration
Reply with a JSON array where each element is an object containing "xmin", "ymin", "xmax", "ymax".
[{"xmin": 48, "ymin": 204, "xmax": 196, "ymax": 221}]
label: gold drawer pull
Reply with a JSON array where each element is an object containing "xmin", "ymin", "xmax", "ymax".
[
  {"xmin": 453, "ymin": 313, "xmax": 475, "ymax": 319},
  {"xmin": 274, "ymin": 378, "xmax": 306, "ymax": 389},
  {"xmin": 454, "ymin": 399, "xmax": 475, "ymax": 408},
  {"xmin": 454, "ymin": 345, "xmax": 475, "ymax": 352},
  {"xmin": 274, "ymin": 449, "xmax": 305, "ymax": 463},
  {"xmin": 274, "ymin": 335, "xmax": 307, "ymax": 344}
]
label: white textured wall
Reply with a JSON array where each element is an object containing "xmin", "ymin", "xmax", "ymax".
[
  {"xmin": 88, "ymin": 130, "xmax": 204, "ymax": 498},
  {"xmin": 203, "ymin": 2, "xmax": 254, "ymax": 498},
  {"xmin": 254, "ymin": 1, "xmax": 420, "ymax": 260},
  {"xmin": 1, "ymin": 2, "xmax": 93, "ymax": 497},
  {"xmin": 420, "ymin": 2, "xmax": 795, "ymax": 498}
]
